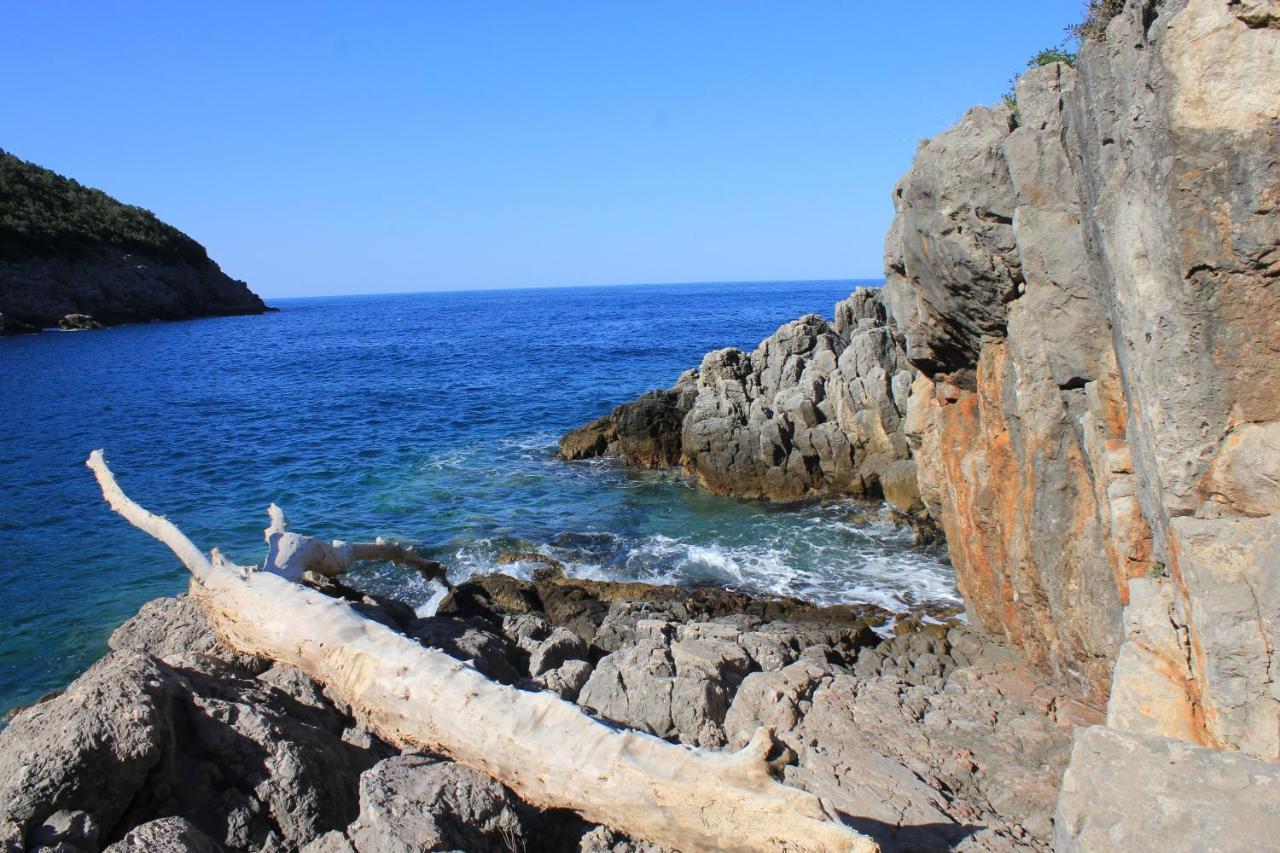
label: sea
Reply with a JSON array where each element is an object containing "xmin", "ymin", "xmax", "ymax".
[{"xmin": 0, "ymin": 279, "xmax": 956, "ymax": 715}]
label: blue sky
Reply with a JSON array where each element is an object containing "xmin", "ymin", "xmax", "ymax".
[{"xmin": 3, "ymin": 2, "xmax": 1081, "ymax": 297}]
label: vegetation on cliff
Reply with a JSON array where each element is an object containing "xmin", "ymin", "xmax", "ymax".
[{"xmin": 0, "ymin": 149, "xmax": 212, "ymax": 266}]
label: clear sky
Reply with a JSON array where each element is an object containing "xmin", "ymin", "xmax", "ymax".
[{"xmin": 2, "ymin": 2, "xmax": 1082, "ymax": 297}]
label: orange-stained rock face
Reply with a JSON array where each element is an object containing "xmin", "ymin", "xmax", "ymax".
[
  {"xmin": 909, "ymin": 345, "xmax": 1150, "ymax": 708},
  {"xmin": 889, "ymin": 0, "xmax": 1280, "ymax": 758}
]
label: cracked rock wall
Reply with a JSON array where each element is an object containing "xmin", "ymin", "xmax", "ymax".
[{"xmin": 887, "ymin": 0, "xmax": 1280, "ymax": 757}]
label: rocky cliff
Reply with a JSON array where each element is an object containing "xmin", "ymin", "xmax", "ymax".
[
  {"xmin": 560, "ymin": 287, "xmax": 925, "ymax": 515},
  {"xmin": 886, "ymin": 0, "xmax": 1279, "ymax": 764},
  {"xmin": 0, "ymin": 149, "xmax": 268, "ymax": 332}
]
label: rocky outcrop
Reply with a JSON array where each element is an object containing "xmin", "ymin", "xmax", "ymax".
[
  {"xmin": 886, "ymin": 0, "xmax": 1280, "ymax": 761},
  {"xmin": 559, "ymin": 372, "xmax": 700, "ymax": 468},
  {"xmin": 560, "ymin": 287, "xmax": 925, "ymax": 514},
  {"xmin": 0, "ymin": 149, "xmax": 268, "ymax": 331},
  {"xmin": 56, "ymin": 313, "xmax": 104, "ymax": 331},
  {"xmin": 0, "ymin": 571, "xmax": 1084, "ymax": 851}
]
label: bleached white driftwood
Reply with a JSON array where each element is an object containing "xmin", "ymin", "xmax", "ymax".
[
  {"xmin": 262, "ymin": 503, "xmax": 447, "ymax": 583},
  {"xmin": 86, "ymin": 450, "xmax": 877, "ymax": 853}
]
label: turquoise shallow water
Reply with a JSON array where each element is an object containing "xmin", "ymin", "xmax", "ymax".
[{"xmin": 0, "ymin": 280, "xmax": 955, "ymax": 714}]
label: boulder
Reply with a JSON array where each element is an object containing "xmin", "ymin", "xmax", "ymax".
[
  {"xmin": 102, "ymin": 817, "xmax": 222, "ymax": 853},
  {"xmin": 1055, "ymin": 727, "xmax": 1280, "ymax": 853},
  {"xmin": 0, "ymin": 596, "xmax": 388, "ymax": 852},
  {"xmin": 344, "ymin": 756, "xmax": 528, "ymax": 853},
  {"xmin": 57, "ymin": 313, "xmax": 103, "ymax": 330}
]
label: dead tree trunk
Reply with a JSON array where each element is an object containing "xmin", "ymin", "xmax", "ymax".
[{"xmin": 87, "ymin": 450, "xmax": 876, "ymax": 853}]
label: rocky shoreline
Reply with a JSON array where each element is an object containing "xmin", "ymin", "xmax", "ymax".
[
  {"xmin": 4, "ymin": 0, "xmax": 1279, "ymax": 850},
  {"xmin": 0, "ymin": 568, "xmax": 1085, "ymax": 852}
]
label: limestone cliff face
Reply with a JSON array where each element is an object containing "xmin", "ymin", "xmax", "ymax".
[
  {"xmin": 560, "ymin": 288, "xmax": 925, "ymax": 514},
  {"xmin": 888, "ymin": 0, "xmax": 1280, "ymax": 756}
]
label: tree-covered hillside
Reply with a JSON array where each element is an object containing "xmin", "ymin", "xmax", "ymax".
[{"xmin": 0, "ymin": 149, "xmax": 211, "ymax": 266}]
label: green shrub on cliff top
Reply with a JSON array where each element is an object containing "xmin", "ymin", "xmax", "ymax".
[
  {"xmin": 1070, "ymin": 0, "xmax": 1126, "ymax": 42},
  {"xmin": 0, "ymin": 149, "xmax": 212, "ymax": 266},
  {"xmin": 1003, "ymin": 44, "xmax": 1078, "ymax": 125}
]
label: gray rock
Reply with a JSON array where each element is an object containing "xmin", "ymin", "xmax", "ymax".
[
  {"xmin": 406, "ymin": 617, "xmax": 522, "ymax": 683},
  {"xmin": 528, "ymin": 626, "xmax": 589, "ymax": 676},
  {"xmin": 345, "ymin": 756, "xmax": 527, "ymax": 853},
  {"xmin": 883, "ymin": 0, "xmax": 1280, "ymax": 751},
  {"xmin": 560, "ymin": 288, "xmax": 924, "ymax": 512},
  {"xmin": 102, "ymin": 817, "xmax": 222, "ymax": 852},
  {"xmin": 57, "ymin": 313, "xmax": 102, "ymax": 331},
  {"xmin": 535, "ymin": 659, "xmax": 594, "ymax": 701},
  {"xmin": 1055, "ymin": 727, "xmax": 1280, "ymax": 853},
  {"xmin": 680, "ymin": 302, "xmax": 920, "ymax": 510},
  {"xmin": 578, "ymin": 825, "xmax": 672, "ymax": 852},
  {"xmin": 724, "ymin": 625, "xmax": 1083, "ymax": 851},
  {"xmin": 109, "ymin": 595, "xmax": 265, "ymax": 673},
  {"xmin": 0, "ymin": 596, "xmax": 386, "ymax": 852},
  {"xmin": 28, "ymin": 809, "xmax": 100, "ymax": 851},
  {"xmin": 0, "ymin": 652, "xmax": 175, "ymax": 851},
  {"xmin": 578, "ymin": 620, "xmax": 754, "ymax": 747}
]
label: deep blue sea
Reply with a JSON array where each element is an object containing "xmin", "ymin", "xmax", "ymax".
[{"xmin": 0, "ymin": 280, "xmax": 955, "ymax": 714}]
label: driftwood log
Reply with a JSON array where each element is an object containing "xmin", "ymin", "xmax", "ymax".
[{"xmin": 86, "ymin": 451, "xmax": 877, "ymax": 852}]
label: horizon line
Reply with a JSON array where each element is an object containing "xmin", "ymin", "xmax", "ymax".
[{"xmin": 257, "ymin": 276, "xmax": 887, "ymax": 302}]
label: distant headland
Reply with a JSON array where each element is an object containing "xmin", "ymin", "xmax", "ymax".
[{"xmin": 0, "ymin": 149, "xmax": 268, "ymax": 334}]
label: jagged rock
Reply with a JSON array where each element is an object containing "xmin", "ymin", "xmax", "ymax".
[
  {"xmin": 578, "ymin": 618, "xmax": 835, "ymax": 748},
  {"xmin": 528, "ymin": 626, "xmax": 589, "ymax": 676},
  {"xmin": 558, "ymin": 371, "xmax": 699, "ymax": 468},
  {"xmin": 344, "ymin": 756, "xmax": 528, "ymax": 853},
  {"xmin": 406, "ymin": 617, "xmax": 523, "ymax": 683},
  {"xmin": 881, "ymin": 106, "xmax": 1021, "ymax": 379},
  {"xmin": 560, "ymin": 288, "xmax": 924, "ymax": 512},
  {"xmin": 0, "ymin": 652, "xmax": 176, "ymax": 851},
  {"xmin": 578, "ymin": 825, "xmax": 673, "ymax": 852},
  {"xmin": 103, "ymin": 817, "xmax": 222, "ymax": 852},
  {"xmin": 109, "ymin": 594, "xmax": 265, "ymax": 672},
  {"xmin": 535, "ymin": 659, "xmax": 594, "ymax": 701},
  {"xmin": 0, "ymin": 597, "xmax": 387, "ymax": 852},
  {"xmin": 723, "ymin": 626, "xmax": 1091, "ymax": 851},
  {"xmin": 1055, "ymin": 727, "xmax": 1280, "ymax": 852}
]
